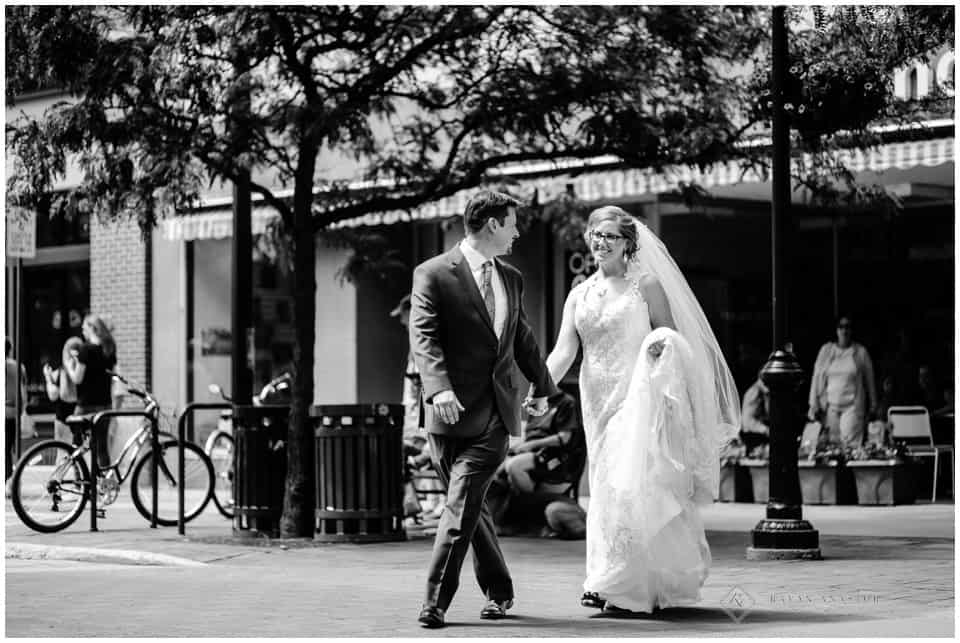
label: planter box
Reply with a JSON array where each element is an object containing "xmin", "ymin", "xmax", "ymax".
[
  {"xmin": 847, "ymin": 460, "xmax": 916, "ymax": 505},
  {"xmin": 797, "ymin": 460, "xmax": 857, "ymax": 505},
  {"xmin": 739, "ymin": 458, "xmax": 769, "ymax": 504},
  {"xmin": 718, "ymin": 463, "xmax": 754, "ymax": 503}
]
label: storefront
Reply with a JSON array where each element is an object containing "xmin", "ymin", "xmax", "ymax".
[{"xmin": 4, "ymin": 201, "xmax": 91, "ymax": 434}]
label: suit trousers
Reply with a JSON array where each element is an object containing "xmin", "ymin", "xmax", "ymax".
[{"xmin": 424, "ymin": 411, "xmax": 513, "ymax": 610}]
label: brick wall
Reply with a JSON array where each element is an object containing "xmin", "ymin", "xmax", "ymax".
[{"xmin": 89, "ymin": 218, "xmax": 151, "ymax": 399}]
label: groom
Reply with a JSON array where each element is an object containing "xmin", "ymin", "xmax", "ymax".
[{"xmin": 409, "ymin": 190, "xmax": 558, "ymax": 628}]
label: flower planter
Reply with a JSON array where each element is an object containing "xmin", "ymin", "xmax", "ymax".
[
  {"xmin": 847, "ymin": 460, "xmax": 916, "ymax": 505},
  {"xmin": 797, "ymin": 460, "xmax": 857, "ymax": 505},
  {"xmin": 739, "ymin": 458, "xmax": 769, "ymax": 504},
  {"xmin": 718, "ymin": 463, "xmax": 754, "ymax": 503}
]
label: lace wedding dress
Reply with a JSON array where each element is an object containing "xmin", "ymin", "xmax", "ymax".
[{"xmin": 574, "ymin": 271, "xmax": 712, "ymax": 613}]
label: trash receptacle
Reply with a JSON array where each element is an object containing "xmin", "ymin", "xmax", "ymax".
[
  {"xmin": 312, "ymin": 403, "xmax": 405, "ymax": 543},
  {"xmin": 233, "ymin": 404, "xmax": 289, "ymax": 537}
]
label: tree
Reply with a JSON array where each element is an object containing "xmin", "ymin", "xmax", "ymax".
[{"xmin": 5, "ymin": 5, "xmax": 952, "ymax": 536}]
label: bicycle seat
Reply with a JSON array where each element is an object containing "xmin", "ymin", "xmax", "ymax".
[{"xmin": 65, "ymin": 413, "xmax": 99, "ymax": 428}]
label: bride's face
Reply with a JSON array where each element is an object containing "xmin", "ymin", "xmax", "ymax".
[{"xmin": 587, "ymin": 220, "xmax": 627, "ymax": 266}]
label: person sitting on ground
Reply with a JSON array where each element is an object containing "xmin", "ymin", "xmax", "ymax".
[
  {"xmin": 487, "ymin": 391, "xmax": 587, "ymax": 540},
  {"xmin": 740, "ymin": 370, "xmax": 770, "ymax": 454}
]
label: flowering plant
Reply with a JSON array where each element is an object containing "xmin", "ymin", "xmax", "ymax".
[{"xmin": 846, "ymin": 441, "xmax": 912, "ymax": 463}]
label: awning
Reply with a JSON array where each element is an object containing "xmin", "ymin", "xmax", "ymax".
[
  {"xmin": 160, "ymin": 136, "xmax": 954, "ymax": 240},
  {"xmin": 160, "ymin": 206, "xmax": 279, "ymax": 242}
]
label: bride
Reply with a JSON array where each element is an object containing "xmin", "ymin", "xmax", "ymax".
[{"xmin": 535, "ymin": 205, "xmax": 740, "ymax": 613}]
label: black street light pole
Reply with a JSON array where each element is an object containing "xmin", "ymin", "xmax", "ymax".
[{"xmin": 747, "ymin": 5, "xmax": 821, "ymax": 561}]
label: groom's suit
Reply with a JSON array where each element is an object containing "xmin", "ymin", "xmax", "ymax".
[{"xmin": 410, "ymin": 243, "xmax": 558, "ymax": 611}]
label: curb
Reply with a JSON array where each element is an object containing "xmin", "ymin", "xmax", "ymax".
[{"xmin": 5, "ymin": 542, "xmax": 207, "ymax": 567}]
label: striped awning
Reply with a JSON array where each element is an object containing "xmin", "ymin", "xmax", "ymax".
[
  {"xmin": 160, "ymin": 136, "xmax": 954, "ymax": 240},
  {"xmin": 160, "ymin": 207, "xmax": 279, "ymax": 242}
]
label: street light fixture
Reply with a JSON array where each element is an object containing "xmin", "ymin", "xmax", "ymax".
[{"xmin": 746, "ymin": 5, "xmax": 821, "ymax": 562}]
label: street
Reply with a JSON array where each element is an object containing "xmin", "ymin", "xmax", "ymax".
[{"xmin": 5, "ymin": 500, "xmax": 955, "ymax": 637}]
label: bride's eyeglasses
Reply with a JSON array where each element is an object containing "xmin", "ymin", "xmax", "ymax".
[{"xmin": 589, "ymin": 231, "xmax": 625, "ymax": 243}]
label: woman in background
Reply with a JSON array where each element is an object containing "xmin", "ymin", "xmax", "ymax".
[
  {"xmin": 807, "ymin": 315, "xmax": 877, "ymax": 448},
  {"xmin": 64, "ymin": 314, "xmax": 117, "ymax": 467},
  {"xmin": 43, "ymin": 336, "xmax": 84, "ymax": 446}
]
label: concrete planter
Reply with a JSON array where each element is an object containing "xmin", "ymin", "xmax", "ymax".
[
  {"xmin": 797, "ymin": 460, "xmax": 857, "ymax": 505},
  {"xmin": 718, "ymin": 463, "xmax": 754, "ymax": 502},
  {"xmin": 739, "ymin": 458, "xmax": 769, "ymax": 504},
  {"xmin": 847, "ymin": 460, "xmax": 916, "ymax": 505}
]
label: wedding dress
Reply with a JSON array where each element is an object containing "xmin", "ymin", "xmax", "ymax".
[{"xmin": 574, "ymin": 270, "xmax": 715, "ymax": 613}]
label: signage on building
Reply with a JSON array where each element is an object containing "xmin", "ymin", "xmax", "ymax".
[
  {"xmin": 6, "ymin": 207, "xmax": 37, "ymax": 259},
  {"xmin": 565, "ymin": 248, "xmax": 597, "ymax": 292}
]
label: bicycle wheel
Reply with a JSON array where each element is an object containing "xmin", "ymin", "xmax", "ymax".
[
  {"xmin": 206, "ymin": 431, "xmax": 235, "ymax": 519},
  {"xmin": 130, "ymin": 440, "xmax": 214, "ymax": 526},
  {"xmin": 11, "ymin": 440, "xmax": 90, "ymax": 533}
]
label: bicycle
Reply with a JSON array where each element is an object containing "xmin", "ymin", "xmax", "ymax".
[
  {"xmin": 10, "ymin": 374, "xmax": 215, "ymax": 532},
  {"xmin": 205, "ymin": 373, "xmax": 291, "ymax": 519}
]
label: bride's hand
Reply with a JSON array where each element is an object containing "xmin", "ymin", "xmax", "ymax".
[{"xmin": 648, "ymin": 340, "xmax": 665, "ymax": 359}]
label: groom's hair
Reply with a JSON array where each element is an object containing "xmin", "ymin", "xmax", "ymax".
[{"xmin": 463, "ymin": 190, "xmax": 521, "ymax": 234}]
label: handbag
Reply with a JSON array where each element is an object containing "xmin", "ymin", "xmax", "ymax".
[{"xmin": 19, "ymin": 412, "xmax": 37, "ymax": 439}]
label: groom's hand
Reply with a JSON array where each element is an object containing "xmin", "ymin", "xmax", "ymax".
[{"xmin": 432, "ymin": 390, "xmax": 465, "ymax": 424}]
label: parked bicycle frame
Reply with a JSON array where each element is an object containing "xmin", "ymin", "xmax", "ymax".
[
  {"xmin": 10, "ymin": 373, "xmax": 215, "ymax": 532},
  {"xmin": 205, "ymin": 373, "xmax": 291, "ymax": 519}
]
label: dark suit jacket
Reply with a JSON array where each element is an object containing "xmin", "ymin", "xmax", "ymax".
[{"xmin": 409, "ymin": 245, "xmax": 559, "ymax": 437}]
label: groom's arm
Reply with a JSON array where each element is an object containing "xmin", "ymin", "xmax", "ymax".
[
  {"xmin": 409, "ymin": 264, "xmax": 452, "ymax": 402},
  {"xmin": 512, "ymin": 273, "xmax": 559, "ymax": 400}
]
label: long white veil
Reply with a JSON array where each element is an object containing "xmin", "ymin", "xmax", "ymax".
[{"xmin": 624, "ymin": 219, "xmax": 741, "ymax": 503}]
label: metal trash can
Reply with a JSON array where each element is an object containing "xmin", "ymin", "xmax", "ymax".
[
  {"xmin": 233, "ymin": 404, "xmax": 289, "ymax": 537},
  {"xmin": 312, "ymin": 403, "xmax": 405, "ymax": 542}
]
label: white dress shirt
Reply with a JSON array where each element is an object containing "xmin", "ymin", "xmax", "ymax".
[{"xmin": 459, "ymin": 240, "xmax": 507, "ymax": 340}]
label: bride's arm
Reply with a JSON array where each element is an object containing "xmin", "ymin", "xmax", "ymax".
[
  {"xmin": 640, "ymin": 273, "xmax": 676, "ymax": 358},
  {"xmin": 544, "ymin": 289, "xmax": 581, "ymax": 386},
  {"xmin": 639, "ymin": 273, "xmax": 676, "ymax": 330}
]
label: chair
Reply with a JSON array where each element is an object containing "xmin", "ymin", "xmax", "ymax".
[{"xmin": 888, "ymin": 406, "xmax": 954, "ymax": 502}]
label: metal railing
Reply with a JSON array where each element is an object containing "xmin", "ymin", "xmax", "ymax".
[{"xmin": 176, "ymin": 402, "xmax": 231, "ymax": 536}]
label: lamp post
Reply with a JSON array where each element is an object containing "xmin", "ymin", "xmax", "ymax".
[{"xmin": 746, "ymin": 5, "xmax": 821, "ymax": 561}]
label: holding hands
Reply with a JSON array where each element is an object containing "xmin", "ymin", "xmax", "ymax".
[
  {"xmin": 647, "ymin": 339, "xmax": 665, "ymax": 359},
  {"xmin": 523, "ymin": 394, "xmax": 549, "ymax": 417}
]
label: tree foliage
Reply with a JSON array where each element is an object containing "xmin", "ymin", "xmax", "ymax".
[{"xmin": 5, "ymin": 5, "xmax": 953, "ymax": 536}]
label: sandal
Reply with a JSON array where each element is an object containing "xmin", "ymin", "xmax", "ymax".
[{"xmin": 580, "ymin": 592, "xmax": 604, "ymax": 609}]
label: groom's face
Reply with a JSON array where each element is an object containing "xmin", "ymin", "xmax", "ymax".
[{"xmin": 489, "ymin": 207, "xmax": 519, "ymax": 256}]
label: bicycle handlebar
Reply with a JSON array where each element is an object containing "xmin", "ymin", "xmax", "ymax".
[{"xmin": 108, "ymin": 371, "xmax": 158, "ymax": 411}]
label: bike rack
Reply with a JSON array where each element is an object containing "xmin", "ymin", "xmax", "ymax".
[
  {"xmin": 177, "ymin": 403, "xmax": 231, "ymax": 536},
  {"xmin": 88, "ymin": 410, "xmax": 157, "ymax": 532}
]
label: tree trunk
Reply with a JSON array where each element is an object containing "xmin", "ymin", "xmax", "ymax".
[{"xmin": 280, "ymin": 142, "xmax": 319, "ymax": 538}]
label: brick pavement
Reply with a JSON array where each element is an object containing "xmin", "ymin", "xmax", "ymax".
[{"xmin": 5, "ymin": 501, "xmax": 955, "ymax": 637}]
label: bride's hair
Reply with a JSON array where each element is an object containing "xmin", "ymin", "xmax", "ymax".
[{"xmin": 585, "ymin": 206, "xmax": 639, "ymax": 260}]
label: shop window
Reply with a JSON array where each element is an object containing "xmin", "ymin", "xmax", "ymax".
[
  {"xmin": 35, "ymin": 195, "xmax": 91, "ymax": 247},
  {"xmin": 16, "ymin": 262, "xmax": 90, "ymax": 413}
]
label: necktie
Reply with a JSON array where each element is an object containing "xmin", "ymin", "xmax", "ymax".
[{"xmin": 481, "ymin": 260, "xmax": 496, "ymax": 327}]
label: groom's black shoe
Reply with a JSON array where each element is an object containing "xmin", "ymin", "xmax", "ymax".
[
  {"xmin": 418, "ymin": 605, "xmax": 445, "ymax": 628},
  {"xmin": 480, "ymin": 598, "xmax": 513, "ymax": 619}
]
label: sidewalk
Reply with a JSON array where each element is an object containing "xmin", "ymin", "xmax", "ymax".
[{"xmin": 5, "ymin": 499, "xmax": 955, "ymax": 637}]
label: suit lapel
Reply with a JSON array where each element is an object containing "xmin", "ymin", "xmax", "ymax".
[{"xmin": 449, "ymin": 247, "xmax": 496, "ymax": 337}]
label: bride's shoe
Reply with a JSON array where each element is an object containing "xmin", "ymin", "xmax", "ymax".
[{"xmin": 580, "ymin": 592, "xmax": 604, "ymax": 609}]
